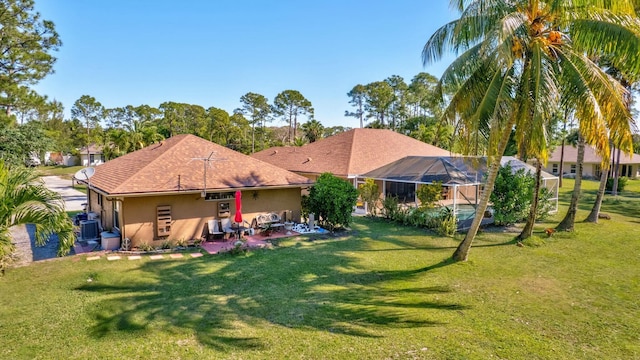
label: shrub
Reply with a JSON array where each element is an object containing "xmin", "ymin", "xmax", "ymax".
[
  {"xmin": 301, "ymin": 194, "xmax": 310, "ymax": 222},
  {"xmin": 138, "ymin": 242, "xmax": 154, "ymax": 252},
  {"xmin": 176, "ymin": 238, "xmax": 188, "ymax": 248},
  {"xmin": 606, "ymin": 176, "xmax": 628, "ymax": 193},
  {"xmin": 358, "ymin": 178, "xmax": 380, "ymax": 216},
  {"xmin": 435, "ymin": 207, "xmax": 457, "ymax": 236},
  {"xmin": 381, "ymin": 196, "xmax": 399, "ymax": 220},
  {"xmin": 307, "ymin": 173, "xmax": 359, "ymax": 231},
  {"xmin": 416, "ymin": 182, "xmax": 442, "ymax": 209},
  {"xmin": 490, "ymin": 164, "xmax": 534, "ymax": 226}
]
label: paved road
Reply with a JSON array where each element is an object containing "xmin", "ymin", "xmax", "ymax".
[
  {"xmin": 9, "ymin": 176, "xmax": 84, "ymax": 267},
  {"xmin": 41, "ymin": 176, "xmax": 87, "ymax": 211}
]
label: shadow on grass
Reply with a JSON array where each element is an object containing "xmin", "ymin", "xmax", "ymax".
[{"xmin": 75, "ymin": 232, "xmax": 467, "ymax": 351}]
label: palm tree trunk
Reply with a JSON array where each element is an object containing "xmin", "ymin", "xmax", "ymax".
[
  {"xmin": 518, "ymin": 159, "xmax": 542, "ymax": 240},
  {"xmin": 558, "ymin": 112, "xmax": 568, "ymax": 188},
  {"xmin": 585, "ymin": 165, "xmax": 608, "ymax": 223},
  {"xmin": 557, "ymin": 135, "xmax": 585, "ymax": 231},
  {"xmin": 612, "ymin": 147, "xmax": 621, "ymax": 196},
  {"xmin": 453, "ymin": 121, "xmax": 513, "ymax": 262},
  {"xmin": 558, "ymin": 138, "xmax": 565, "ymax": 188}
]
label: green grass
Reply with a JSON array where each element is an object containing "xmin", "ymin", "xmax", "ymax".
[
  {"xmin": 1, "ymin": 179, "xmax": 639, "ymax": 359},
  {"xmin": 37, "ymin": 165, "xmax": 84, "ymax": 178}
]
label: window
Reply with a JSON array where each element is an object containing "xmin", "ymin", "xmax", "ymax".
[
  {"xmin": 204, "ymin": 192, "xmax": 235, "ymax": 201},
  {"xmin": 385, "ymin": 182, "xmax": 415, "ymax": 203},
  {"xmin": 570, "ymin": 164, "xmax": 576, "ymax": 174},
  {"xmin": 97, "ymin": 193, "xmax": 103, "ymax": 207},
  {"xmin": 552, "ymin": 164, "xmax": 559, "ymax": 175},
  {"xmin": 113, "ymin": 201, "xmax": 121, "ymax": 230}
]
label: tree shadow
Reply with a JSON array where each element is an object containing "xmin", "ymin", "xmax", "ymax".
[{"xmin": 75, "ymin": 238, "xmax": 467, "ymax": 351}]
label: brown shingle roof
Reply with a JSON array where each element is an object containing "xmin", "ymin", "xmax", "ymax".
[
  {"xmin": 548, "ymin": 145, "xmax": 640, "ymax": 164},
  {"xmin": 78, "ymin": 144, "xmax": 103, "ymax": 154},
  {"xmin": 251, "ymin": 128, "xmax": 452, "ymax": 177},
  {"xmin": 87, "ymin": 134, "xmax": 312, "ymax": 196}
]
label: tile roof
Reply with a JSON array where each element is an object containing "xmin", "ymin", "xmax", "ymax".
[
  {"xmin": 548, "ymin": 145, "xmax": 640, "ymax": 164},
  {"xmin": 78, "ymin": 144, "xmax": 103, "ymax": 154},
  {"xmin": 251, "ymin": 128, "xmax": 452, "ymax": 177},
  {"xmin": 86, "ymin": 134, "xmax": 312, "ymax": 196}
]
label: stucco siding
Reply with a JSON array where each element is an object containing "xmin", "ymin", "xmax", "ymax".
[{"xmin": 118, "ymin": 188, "xmax": 302, "ymax": 247}]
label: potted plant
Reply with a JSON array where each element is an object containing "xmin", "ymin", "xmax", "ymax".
[{"xmin": 284, "ymin": 221, "xmax": 294, "ymax": 231}]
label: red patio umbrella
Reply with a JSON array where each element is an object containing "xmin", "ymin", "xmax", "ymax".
[{"xmin": 234, "ymin": 190, "xmax": 243, "ymax": 223}]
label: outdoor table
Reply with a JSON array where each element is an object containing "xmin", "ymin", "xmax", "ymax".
[{"xmin": 230, "ymin": 224, "xmax": 249, "ymax": 239}]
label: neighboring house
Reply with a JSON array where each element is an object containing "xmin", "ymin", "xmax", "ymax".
[
  {"xmin": 252, "ymin": 128, "xmax": 452, "ymax": 182},
  {"xmin": 79, "ymin": 144, "xmax": 104, "ymax": 166},
  {"xmin": 77, "ymin": 134, "xmax": 312, "ymax": 248},
  {"xmin": 546, "ymin": 145, "xmax": 640, "ymax": 179}
]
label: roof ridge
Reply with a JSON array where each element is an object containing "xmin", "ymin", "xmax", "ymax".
[
  {"xmin": 344, "ymin": 129, "xmax": 358, "ymax": 175},
  {"xmin": 111, "ymin": 135, "xmax": 188, "ymax": 193}
]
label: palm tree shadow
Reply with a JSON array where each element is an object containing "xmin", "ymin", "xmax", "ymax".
[{"xmin": 75, "ymin": 241, "xmax": 468, "ymax": 351}]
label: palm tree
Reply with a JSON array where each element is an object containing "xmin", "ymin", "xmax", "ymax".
[
  {"xmin": 0, "ymin": 162, "xmax": 74, "ymax": 272},
  {"xmin": 585, "ymin": 160, "xmax": 609, "ymax": 223},
  {"xmin": 557, "ymin": 134, "xmax": 585, "ymax": 231},
  {"xmin": 301, "ymin": 119, "xmax": 325, "ymax": 143},
  {"xmin": 423, "ymin": 0, "xmax": 638, "ymax": 261}
]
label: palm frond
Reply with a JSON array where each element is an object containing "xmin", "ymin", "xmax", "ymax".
[{"xmin": 571, "ymin": 14, "xmax": 640, "ymax": 81}]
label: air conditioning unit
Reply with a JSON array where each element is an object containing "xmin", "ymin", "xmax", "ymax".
[{"xmin": 80, "ymin": 220, "xmax": 100, "ymax": 241}]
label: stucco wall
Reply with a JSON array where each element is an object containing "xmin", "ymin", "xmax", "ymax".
[
  {"xmin": 88, "ymin": 190, "xmax": 115, "ymax": 230},
  {"xmin": 118, "ymin": 188, "xmax": 302, "ymax": 247},
  {"xmin": 546, "ymin": 162, "xmax": 639, "ymax": 179}
]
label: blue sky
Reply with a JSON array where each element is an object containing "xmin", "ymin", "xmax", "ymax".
[{"xmin": 34, "ymin": 1, "xmax": 457, "ymax": 128}]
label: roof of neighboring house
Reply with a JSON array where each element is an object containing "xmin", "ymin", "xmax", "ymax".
[
  {"xmin": 548, "ymin": 145, "xmax": 640, "ymax": 164},
  {"xmin": 78, "ymin": 144, "xmax": 103, "ymax": 154},
  {"xmin": 251, "ymin": 128, "xmax": 452, "ymax": 177},
  {"xmin": 84, "ymin": 134, "xmax": 313, "ymax": 196}
]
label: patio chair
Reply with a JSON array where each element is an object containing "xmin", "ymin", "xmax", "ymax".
[
  {"xmin": 220, "ymin": 218, "xmax": 236, "ymax": 239},
  {"xmin": 206, "ymin": 219, "xmax": 224, "ymax": 241}
]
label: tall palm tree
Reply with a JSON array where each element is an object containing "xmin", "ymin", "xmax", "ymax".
[
  {"xmin": 585, "ymin": 159, "xmax": 609, "ymax": 223},
  {"xmin": 557, "ymin": 133, "xmax": 585, "ymax": 231},
  {"xmin": 423, "ymin": 0, "xmax": 638, "ymax": 261},
  {"xmin": 0, "ymin": 162, "xmax": 74, "ymax": 272},
  {"xmin": 301, "ymin": 119, "xmax": 325, "ymax": 143}
]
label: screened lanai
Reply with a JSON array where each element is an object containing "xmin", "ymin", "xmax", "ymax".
[
  {"xmin": 359, "ymin": 156, "xmax": 483, "ymax": 219},
  {"xmin": 359, "ymin": 155, "xmax": 559, "ymax": 220}
]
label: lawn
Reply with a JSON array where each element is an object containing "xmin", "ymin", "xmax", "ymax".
[
  {"xmin": 1, "ymin": 179, "xmax": 639, "ymax": 359},
  {"xmin": 37, "ymin": 165, "xmax": 84, "ymax": 179}
]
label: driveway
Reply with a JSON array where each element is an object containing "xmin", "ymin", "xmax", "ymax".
[
  {"xmin": 9, "ymin": 176, "xmax": 86, "ymax": 267},
  {"xmin": 41, "ymin": 176, "xmax": 87, "ymax": 212}
]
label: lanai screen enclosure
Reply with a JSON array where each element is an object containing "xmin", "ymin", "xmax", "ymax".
[{"xmin": 360, "ymin": 156, "xmax": 558, "ymax": 220}]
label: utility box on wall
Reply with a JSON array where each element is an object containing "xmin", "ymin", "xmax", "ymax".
[{"xmin": 218, "ymin": 202, "xmax": 230, "ymax": 218}]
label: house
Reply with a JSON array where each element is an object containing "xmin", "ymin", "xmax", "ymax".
[
  {"xmin": 252, "ymin": 128, "xmax": 453, "ymax": 213},
  {"xmin": 78, "ymin": 134, "xmax": 313, "ymax": 248},
  {"xmin": 546, "ymin": 145, "xmax": 640, "ymax": 179},
  {"xmin": 251, "ymin": 128, "xmax": 452, "ymax": 183},
  {"xmin": 79, "ymin": 144, "xmax": 104, "ymax": 166}
]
